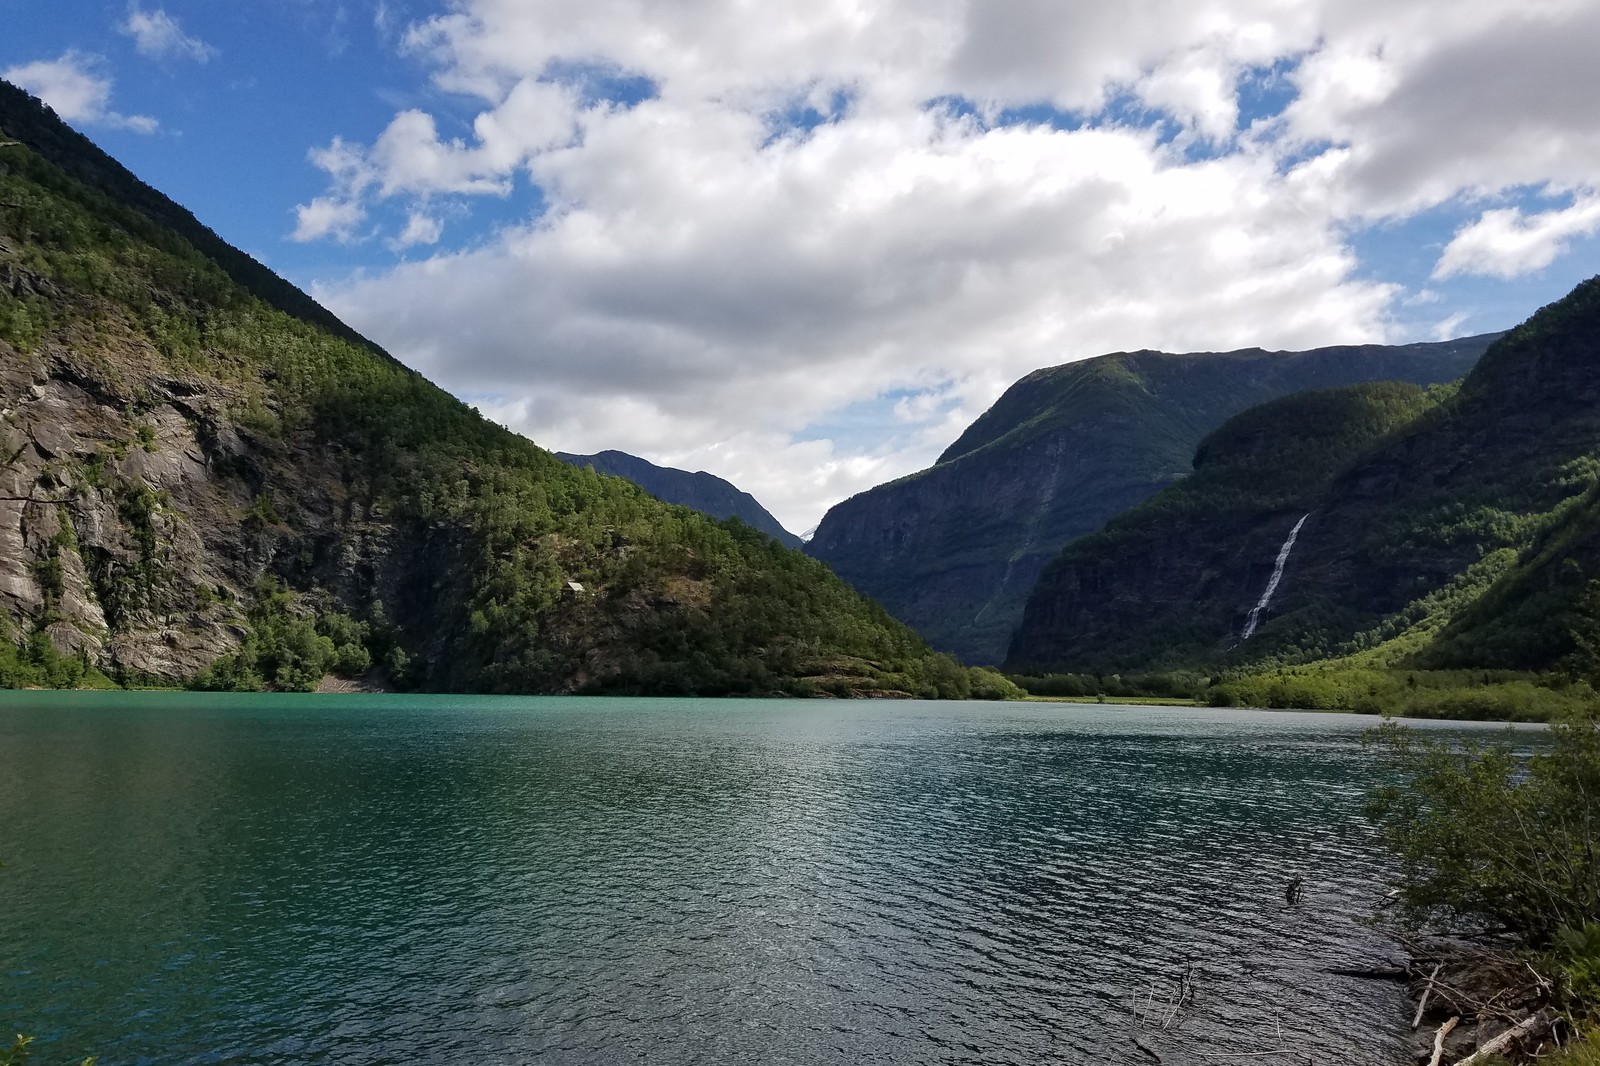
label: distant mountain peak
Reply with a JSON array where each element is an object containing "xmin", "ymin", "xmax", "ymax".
[{"xmin": 554, "ymin": 451, "xmax": 802, "ymax": 549}]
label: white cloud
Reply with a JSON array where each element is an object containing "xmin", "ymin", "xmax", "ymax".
[
  {"xmin": 390, "ymin": 211, "xmax": 444, "ymax": 250},
  {"xmin": 1281, "ymin": 1, "xmax": 1600, "ymax": 217},
  {"xmin": 2, "ymin": 53, "xmax": 158, "ymax": 133},
  {"xmin": 301, "ymin": 81, "xmax": 580, "ymax": 204},
  {"xmin": 121, "ymin": 6, "xmax": 217, "ymax": 63},
  {"xmin": 291, "ymin": 196, "xmax": 365, "ymax": 243},
  {"xmin": 297, "ymin": 0, "xmax": 1600, "ymax": 529},
  {"xmin": 1434, "ymin": 194, "xmax": 1600, "ymax": 280},
  {"xmin": 317, "ymin": 105, "xmax": 1394, "ymax": 528}
]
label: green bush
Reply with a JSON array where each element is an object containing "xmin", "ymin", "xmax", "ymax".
[
  {"xmin": 191, "ymin": 580, "xmax": 379, "ymax": 692},
  {"xmin": 1366, "ymin": 711, "xmax": 1600, "ymax": 946}
]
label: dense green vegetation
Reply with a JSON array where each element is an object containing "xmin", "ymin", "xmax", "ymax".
[
  {"xmin": 0, "ymin": 618, "xmax": 113, "ymax": 691},
  {"xmin": 1008, "ymin": 670, "xmax": 1208, "ymax": 702},
  {"xmin": 1369, "ymin": 712, "xmax": 1600, "ymax": 943},
  {"xmin": 1008, "ymin": 381, "xmax": 1442, "ymax": 673},
  {"xmin": 1008, "ymin": 278, "xmax": 1600, "ymax": 719},
  {"xmin": 809, "ymin": 333, "xmax": 1489, "ymax": 664},
  {"xmin": 0, "ymin": 82, "xmax": 1015, "ymax": 699},
  {"xmin": 0, "ymin": 80, "xmax": 381, "ymax": 353},
  {"xmin": 191, "ymin": 580, "xmax": 397, "ymax": 692},
  {"xmin": 1368, "ymin": 713, "xmax": 1600, "ymax": 1059},
  {"xmin": 1540, "ymin": 1034, "xmax": 1600, "ymax": 1066},
  {"xmin": 1209, "ymin": 666, "xmax": 1593, "ymax": 720}
]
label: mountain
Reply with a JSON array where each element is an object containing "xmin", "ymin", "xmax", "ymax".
[
  {"xmin": 0, "ymin": 81, "xmax": 1016, "ymax": 699},
  {"xmin": 806, "ymin": 336, "xmax": 1497, "ymax": 664},
  {"xmin": 1007, "ymin": 277, "xmax": 1600, "ymax": 682},
  {"xmin": 555, "ymin": 450, "xmax": 803, "ymax": 548}
]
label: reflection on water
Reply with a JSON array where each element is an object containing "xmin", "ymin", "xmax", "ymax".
[{"xmin": 0, "ymin": 695, "xmax": 1531, "ymax": 1064}]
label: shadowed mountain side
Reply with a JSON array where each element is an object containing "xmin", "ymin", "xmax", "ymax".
[
  {"xmin": 1007, "ymin": 277, "xmax": 1600, "ymax": 678},
  {"xmin": 807, "ymin": 336, "xmax": 1496, "ymax": 664},
  {"xmin": 556, "ymin": 451, "xmax": 803, "ymax": 549},
  {"xmin": 1003, "ymin": 382, "xmax": 1439, "ymax": 673}
]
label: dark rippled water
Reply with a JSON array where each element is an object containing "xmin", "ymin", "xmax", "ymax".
[{"xmin": 0, "ymin": 695, "xmax": 1529, "ymax": 1064}]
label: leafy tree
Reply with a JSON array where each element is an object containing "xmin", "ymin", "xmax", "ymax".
[{"xmin": 1365, "ymin": 711, "xmax": 1600, "ymax": 946}]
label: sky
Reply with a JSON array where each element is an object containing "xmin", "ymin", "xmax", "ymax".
[{"xmin": 6, "ymin": 1, "xmax": 1600, "ymax": 534}]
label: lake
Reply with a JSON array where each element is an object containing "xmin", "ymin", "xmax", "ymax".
[{"xmin": 0, "ymin": 694, "xmax": 1527, "ymax": 1064}]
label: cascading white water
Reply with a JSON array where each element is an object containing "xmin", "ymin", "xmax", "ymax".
[{"xmin": 1241, "ymin": 513, "xmax": 1311, "ymax": 640}]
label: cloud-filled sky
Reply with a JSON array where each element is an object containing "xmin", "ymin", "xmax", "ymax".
[{"xmin": 7, "ymin": 1, "xmax": 1600, "ymax": 533}]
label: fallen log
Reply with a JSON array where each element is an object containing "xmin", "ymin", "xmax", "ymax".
[
  {"xmin": 1454, "ymin": 1013, "xmax": 1545, "ymax": 1066},
  {"xmin": 1427, "ymin": 1016, "xmax": 1457, "ymax": 1066},
  {"xmin": 1414, "ymin": 962, "xmax": 1444, "ymax": 1029}
]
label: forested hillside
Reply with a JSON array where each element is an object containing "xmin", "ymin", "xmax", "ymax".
[
  {"xmin": 0, "ymin": 81, "xmax": 1014, "ymax": 699},
  {"xmin": 1005, "ymin": 381, "xmax": 1440, "ymax": 672},
  {"xmin": 808, "ymin": 336, "xmax": 1493, "ymax": 664},
  {"xmin": 1008, "ymin": 277, "xmax": 1600, "ymax": 715}
]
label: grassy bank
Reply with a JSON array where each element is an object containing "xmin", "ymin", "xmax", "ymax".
[
  {"xmin": 1023, "ymin": 694, "xmax": 1201, "ymax": 706},
  {"xmin": 1011, "ymin": 666, "xmax": 1594, "ymax": 721}
]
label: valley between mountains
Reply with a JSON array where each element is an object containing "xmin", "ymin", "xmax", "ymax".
[{"xmin": 4, "ymin": 76, "xmax": 1600, "ymax": 719}]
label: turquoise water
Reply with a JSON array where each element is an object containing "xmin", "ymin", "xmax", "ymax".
[{"xmin": 0, "ymin": 694, "xmax": 1525, "ymax": 1064}]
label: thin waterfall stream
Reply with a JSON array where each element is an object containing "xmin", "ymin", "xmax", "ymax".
[{"xmin": 1241, "ymin": 513, "xmax": 1311, "ymax": 640}]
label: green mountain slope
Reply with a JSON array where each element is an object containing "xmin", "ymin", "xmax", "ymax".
[
  {"xmin": 1004, "ymin": 382, "xmax": 1442, "ymax": 672},
  {"xmin": 1007, "ymin": 277, "xmax": 1600, "ymax": 682},
  {"xmin": 0, "ymin": 82, "xmax": 1013, "ymax": 699},
  {"xmin": 806, "ymin": 336, "xmax": 1495, "ymax": 664},
  {"xmin": 555, "ymin": 450, "xmax": 803, "ymax": 549}
]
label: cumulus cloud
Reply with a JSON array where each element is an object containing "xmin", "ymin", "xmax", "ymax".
[
  {"xmin": 296, "ymin": 0, "xmax": 1600, "ymax": 529},
  {"xmin": 121, "ymin": 5, "xmax": 217, "ymax": 63},
  {"xmin": 1281, "ymin": 1, "xmax": 1600, "ymax": 217},
  {"xmin": 390, "ymin": 211, "xmax": 444, "ymax": 250},
  {"xmin": 2, "ymin": 53, "xmax": 158, "ymax": 133},
  {"xmin": 291, "ymin": 196, "xmax": 365, "ymax": 243},
  {"xmin": 317, "ymin": 105, "xmax": 1394, "ymax": 526},
  {"xmin": 1434, "ymin": 194, "xmax": 1600, "ymax": 280}
]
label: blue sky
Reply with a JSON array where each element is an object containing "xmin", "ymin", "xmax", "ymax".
[{"xmin": 6, "ymin": 1, "xmax": 1600, "ymax": 530}]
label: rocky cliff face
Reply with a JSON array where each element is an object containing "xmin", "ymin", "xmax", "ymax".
[
  {"xmin": 808, "ymin": 338, "xmax": 1496, "ymax": 664},
  {"xmin": 2, "ymin": 341, "xmax": 251, "ymax": 678},
  {"xmin": 0, "ymin": 80, "xmax": 1003, "ymax": 698},
  {"xmin": 1006, "ymin": 278, "xmax": 1600, "ymax": 676},
  {"xmin": 0, "ymin": 335, "xmax": 477, "ymax": 685},
  {"xmin": 556, "ymin": 450, "xmax": 802, "ymax": 548}
]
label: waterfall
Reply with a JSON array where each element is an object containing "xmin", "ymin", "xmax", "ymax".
[{"xmin": 1241, "ymin": 513, "xmax": 1310, "ymax": 641}]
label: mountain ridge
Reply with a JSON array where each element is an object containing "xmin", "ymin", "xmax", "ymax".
[
  {"xmin": 555, "ymin": 450, "xmax": 803, "ymax": 549},
  {"xmin": 1005, "ymin": 277, "xmax": 1600, "ymax": 682},
  {"xmin": 0, "ymin": 79, "xmax": 1014, "ymax": 700},
  {"xmin": 807, "ymin": 336, "xmax": 1497, "ymax": 664}
]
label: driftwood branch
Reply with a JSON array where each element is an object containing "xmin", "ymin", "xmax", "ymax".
[
  {"xmin": 1454, "ymin": 1013, "xmax": 1545, "ymax": 1066},
  {"xmin": 1414, "ymin": 962, "xmax": 1444, "ymax": 1029},
  {"xmin": 1427, "ymin": 1016, "xmax": 1458, "ymax": 1066}
]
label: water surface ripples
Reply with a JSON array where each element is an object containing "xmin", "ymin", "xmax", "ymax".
[{"xmin": 0, "ymin": 695, "xmax": 1530, "ymax": 1064}]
